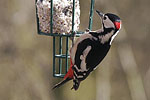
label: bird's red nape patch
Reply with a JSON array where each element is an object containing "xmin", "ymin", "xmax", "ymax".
[
  {"xmin": 114, "ymin": 21, "xmax": 121, "ymax": 30},
  {"xmin": 64, "ymin": 58, "xmax": 73, "ymax": 79}
]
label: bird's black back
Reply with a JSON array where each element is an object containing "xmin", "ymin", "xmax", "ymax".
[{"xmin": 74, "ymin": 37, "xmax": 110, "ymax": 80}]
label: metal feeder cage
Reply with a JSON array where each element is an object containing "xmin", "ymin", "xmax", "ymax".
[{"xmin": 35, "ymin": 0, "xmax": 95, "ymax": 78}]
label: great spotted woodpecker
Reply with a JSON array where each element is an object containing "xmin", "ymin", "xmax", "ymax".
[{"xmin": 52, "ymin": 10, "xmax": 121, "ymax": 90}]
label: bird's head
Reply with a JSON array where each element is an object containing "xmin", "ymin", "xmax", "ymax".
[
  {"xmin": 96, "ymin": 10, "xmax": 121, "ymax": 33},
  {"xmin": 95, "ymin": 10, "xmax": 121, "ymax": 45}
]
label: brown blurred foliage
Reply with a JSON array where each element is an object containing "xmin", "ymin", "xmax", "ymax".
[{"xmin": 0, "ymin": 0, "xmax": 150, "ymax": 100}]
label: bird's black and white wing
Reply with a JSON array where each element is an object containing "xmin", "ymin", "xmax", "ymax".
[{"xmin": 70, "ymin": 32, "xmax": 111, "ymax": 82}]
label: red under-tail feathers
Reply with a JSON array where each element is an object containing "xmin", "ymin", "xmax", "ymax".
[{"xmin": 52, "ymin": 59, "xmax": 74, "ymax": 90}]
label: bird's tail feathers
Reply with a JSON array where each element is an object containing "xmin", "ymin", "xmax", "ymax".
[
  {"xmin": 52, "ymin": 58, "xmax": 74, "ymax": 90},
  {"xmin": 52, "ymin": 78, "xmax": 72, "ymax": 90}
]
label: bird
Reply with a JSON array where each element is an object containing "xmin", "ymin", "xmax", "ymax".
[{"xmin": 52, "ymin": 10, "xmax": 121, "ymax": 90}]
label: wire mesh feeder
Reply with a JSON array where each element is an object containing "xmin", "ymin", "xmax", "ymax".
[{"xmin": 35, "ymin": 0, "xmax": 95, "ymax": 78}]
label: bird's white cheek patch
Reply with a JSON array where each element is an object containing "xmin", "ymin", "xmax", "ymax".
[{"xmin": 103, "ymin": 19, "xmax": 115, "ymax": 29}]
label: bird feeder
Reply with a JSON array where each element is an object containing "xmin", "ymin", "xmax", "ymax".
[{"xmin": 35, "ymin": 0, "xmax": 95, "ymax": 78}]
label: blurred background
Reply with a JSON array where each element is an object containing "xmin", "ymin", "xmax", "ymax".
[{"xmin": 0, "ymin": 0, "xmax": 150, "ymax": 100}]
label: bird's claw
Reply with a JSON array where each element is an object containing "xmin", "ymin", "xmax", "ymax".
[{"xmin": 85, "ymin": 28, "xmax": 90, "ymax": 32}]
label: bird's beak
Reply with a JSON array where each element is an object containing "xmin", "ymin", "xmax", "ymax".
[{"xmin": 96, "ymin": 10, "xmax": 104, "ymax": 18}]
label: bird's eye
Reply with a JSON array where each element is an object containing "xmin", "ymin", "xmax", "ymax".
[{"xmin": 104, "ymin": 16, "xmax": 107, "ymax": 20}]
